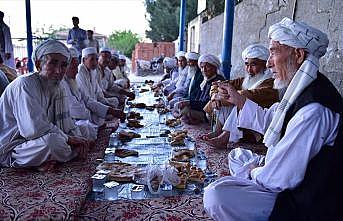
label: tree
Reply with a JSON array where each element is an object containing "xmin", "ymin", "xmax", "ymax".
[
  {"xmin": 33, "ymin": 25, "xmax": 68, "ymax": 44},
  {"xmin": 108, "ymin": 30, "xmax": 140, "ymax": 58},
  {"xmin": 145, "ymin": 0, "xmax": 198, "ymax": 42}
]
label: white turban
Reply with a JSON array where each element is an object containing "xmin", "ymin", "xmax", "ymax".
[
  {"xmin": 100, "ymin": 47, "xmax": 111, "ymax": 54},
  {"xmin": 175, "ymin": 51, "xmax": 186, "ymax": 59},
  {"xmin": 185, "ymin": 52, "xmax": 200, "ymax": 61},
  {"xmin": 69, "ymin": 47, "xmax": 79, "ymax": 58},
  {"xmin": 32, "ymin": 39, "xmax": 70, "ymax": 63},
  {"xmin": 119, "ymin": 55, "xmax": 126, "ymax": 60},
  {"xmin": 163, "ymin": 57, "xmax": 176, "ymax": 69},
  {"xmin": 268, "ymin": 17, "xmax": 329, "ymax": 58},
  {"xmin": 263, "ymin": 17, "xmax": 329, "ymax": 148},
  {"xmin": 82, "ymin": 47, "xmax": 97, "ymax": 58},
  {"xmin": 198, "ymin": 54, "xmax": 221, "ymax": 69},
  {"xmin": 241, "ymin": 44, "xmax": 269, "ymax": 62}
]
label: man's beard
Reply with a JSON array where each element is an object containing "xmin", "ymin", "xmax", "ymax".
[
  {"xmin": 65, "ymin": 76, "xmax": 79, "ymax": 94},
  {"xmin": 273, "ymin": 57, "xmax": 298, "ymax": 90},
  {"xmin": 188, "ymin": 66, "xmax": 197, "ymax": 77},
  {"xmin": 241, "ymin": 71, "xmax": 264, "ymax": 90}
]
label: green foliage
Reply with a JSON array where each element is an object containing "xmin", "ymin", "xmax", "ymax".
[
  {"xmin": 33, "ymin": 25, "xmax": 68, "ymax": 44},
  {"xmin": 145, "ymin": 0, "xmax": 198, "ymax": 42},
  {"xmin": 206, "ymin": 0, "xmax": 225, "ymax": 18},
  {"xmin": 108, "ymin": 30, "xmax": 140, "ymax": 58}
]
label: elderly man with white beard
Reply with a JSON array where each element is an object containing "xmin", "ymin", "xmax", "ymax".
[
  {"xmin": 163, "ymin": 56, "xmax": 181, "ymax": 95},
  {"xmin": 168, "ymin": 52, "xmax": 201, "ymax": 108},
  {"xmin": 203, "ymin": 18, "xmax": 343, "ymax": 221},
  {"xmin": 60, "ymin": 47, "xmax": 123, "ymax": 141},
  {"xmin": 0, "ymin": 40, "xmax": 90, "ymax": 170},
  {"xmin": 200, "ymin": 44, "xmax": 279, "ymax": 147},
  {"xmin": 76, "ymin": 47, "xmax": 119, "ymax": 109},
  {"xmin": 96, "ymin": 47, "xmax": 135, "ymax": 106},
  {"xmin": 166, "ymin": 51, "xmax": 188, "ymax": 106}
]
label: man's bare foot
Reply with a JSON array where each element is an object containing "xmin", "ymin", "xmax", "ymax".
[
  {"xmin": 37, "ymin": 161, "xmax": 57, "ymax": 172},
  {"xmin": 199, "ymin": 131, "xmax": 219, "ymax": 141},
  {"xmin": 203, "ymin": 132, "xmax": 229, "ymax": 149}
]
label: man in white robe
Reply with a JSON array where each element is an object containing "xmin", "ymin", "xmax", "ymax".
[
  {"xmin": 0, "ymin": 11, "xmax": 14, "ymax": 68},
  {"xmin": 61, "ymin": 48, "xmax": 123, "ymax": 140},
  {"xmin": 166, "ymin": 51, "xmax": 189, "ymax": 108},
  {"xmin": 204, "ymin": 17, "xmax": 342, "ymax": 221},
  {"xmin": 200, "ymin": 44, "xmax": 278, "ymax": 147},
  {"xmin": 163, "ymin": 56, "xmax": 180, "ymax": 95},
  {"xmin": 169, "ymin": 52, "xmax": 200, "ymax": 108},
  {"xmin": 96, "ymin": 47, "xmax": 134, "ymax": 105},
  {"xmin": 76, "ymin": 47, "xmax": 119, "ymax": 108},
  {"xmin": 0, "ymin": 40, "xmax": 90, "ymax": 169}
]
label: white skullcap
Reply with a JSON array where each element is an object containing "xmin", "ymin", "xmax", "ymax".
[
  {"xmin": 241, "ymin": 44, "xmax": 269, "ymax": 62},
  {"xmin": 119, "ymin": 55, "xmax": 126, "ymax": 60},
  {"xmin": 99, "ymin": 47, "xmax": 111, "ymax": 54},
  {"xmin": 163, "ymin": 57, "xmax": 176, "ymax": 69},
  {"xmin": 32, "ymin": 39, "xmax": 70, "ymax": 63},
  {"xmin": 175, "ymin": 51, "xmax": 186, "ymax": 59},
  {"xmin": 198, "ymin": 54, "xmax": 221, "ymax": 69},
  {"xmin": 268, "ymin": 17, "xmax": 329, "ymax": 58},
  {"xmin": 185, "ymin": 52, "xmax": 200, "ymax": 60},
  {"xmin": 82, "ymin": 47, "xmax": 97, "ymax": 58},
  {"xmin": 69, "ymin": 47, "xmax": 79, "ymax": 58}
]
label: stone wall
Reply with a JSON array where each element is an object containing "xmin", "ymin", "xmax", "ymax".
[{"xmin": 198, "ymin": 0, "xmax": 343, "ymax": 94}]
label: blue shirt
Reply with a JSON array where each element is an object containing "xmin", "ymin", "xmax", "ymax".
[{"xmin": 67, "ymin": 27, "xmax": 87, "ymax": 53}]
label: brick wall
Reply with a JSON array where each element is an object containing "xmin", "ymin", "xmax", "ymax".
[{"xmin": 131, "ymin": 42, "xmax": 175, "ymax": 72}]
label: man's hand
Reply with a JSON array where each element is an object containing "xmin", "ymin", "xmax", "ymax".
[
  {"xmin": 5, "ymin": 53, "xmax": 11, "ymax": 60},
  {"xmin": 67, "ymin": 136, "xmax": 89, "ymax": 159},
  {"xmin": 218, "ymin": 83, "xmax": 246, "ymax": 110},
  {"xmin": 167, "ymin": 92, "xmax": 175, "ymax": 101},
  {"xmin": 107, "ymin": 107, "xmax": 126, "ymax": 121},
  {"xmin": 125, "ymin": 91, "xmax": 135, "ymax": 100}
]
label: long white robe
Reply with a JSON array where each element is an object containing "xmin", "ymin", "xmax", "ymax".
[
  {"xmin": 0, "ymin": 73, "xmax": 76, "ymax": 167},
  {"xmin": 76, "ymin": 64, "xmax": 119, "ymax": 108},
  {"xmin": 204, "ymin": 99, "xmax": 340, "ymax": 221},
  {"xmin": 60, "ymin": 78, "xmax": 109, "ymax": 140},
  {"xmin": 0, "ymin": 22, "xmax": 15, "ymax": 68},
  {"xmin": 163, "ymin": 68, "xmax": 179, "ymax": 95},
  {"xmin": 96, "ymin": 67, "xmax": 126, "ymax": 102}
]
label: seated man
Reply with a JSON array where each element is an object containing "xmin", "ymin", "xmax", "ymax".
[
  {"xmin": 76, "ymin": 47, "xmax": 119, "ymax": 109},
  {"xmin": 169, "ymin": 52, "xmax": 201, "ymax": 108},
  {"xmin": 172, "ymin": 53, "xmax": 204, "ymax": 117},
  {"xmin": 96, "ymin": 47, "xmax": 134, "ymax": 105},
  {"xmin": 166, "ymin": 51, "xmax": 189, "ymax": 108},
  {"xmin": 201, "ymin": 44, "xmax": 279, "ymax": 147},
  {"xmin": 61, "ymin": 47, "xmax": 124, "ymax": 140},
  {"xmin": 112, "ymin": 54, "xmax": 130, "ymax": 88},
  {"xmin": 204, "ymin": 18, "xmax": 342, "ymax": 221},
  {"xmin": 162, "ymin": 56, "xmax": 180, "ymax": 95},
  {"xmin": 178, "ymin": 54, "xmax": 225, "ymax": 124},
  {"xmin": 0, "ymin": 40, "xmax": 90, "ymax": 170},
  {"xmin": 155, "ymin": 57, "xmax": 177, "ymax": 87}
]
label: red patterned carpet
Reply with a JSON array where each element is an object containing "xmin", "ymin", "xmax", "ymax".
[
  {"xmin": 0, "ymin": 123, "xmax": 266, "ymax": 221},
  {"xmin": 78, "ymin": 124, "xmax": 267, "ymax": 221}
]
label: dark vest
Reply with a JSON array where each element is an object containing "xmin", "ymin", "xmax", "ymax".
[{"xmin": 269, "ymin": 73, "xmax": 343, "ymax": 221}]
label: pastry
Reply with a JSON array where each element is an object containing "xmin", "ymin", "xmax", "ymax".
[
  {"xmin": 118, "ymin": 130, "xmax": 141, "ymax": 142},
  {"xmin": 188, "ymin": 166, "xmax": 206, "ymax": 183},
  {"xmin": 171, "ymin": 149, "xmax": 195, "ymax": 161},
  {"xmin": 127, "ymin": 119, "xmax": 144, "ymax": 128},
  {"xmin": 129, "ymin": 103, "xmax": 146, "ymax": 108},
  {"xmin": 115, "ymin": 149, "xmax": 139, "ymax": 158},
  {"xmin": 166, "ymin": 118, "xmax": 181, "ymax": 127},
  {"xmin": 127, "ymin": 111, "xmax": 143, "ymax": 120}
]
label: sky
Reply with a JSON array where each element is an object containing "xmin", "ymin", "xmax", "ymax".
[{"xmin": 0, "ymin": 0, "xmax": 150, "ymax": 41}]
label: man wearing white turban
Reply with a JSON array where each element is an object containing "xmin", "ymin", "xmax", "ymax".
[
  {"xmin": 61, "ymin": 47, "xmax": 123, "ymax": 141},
  {"xmin": 168, "ymin": 52, "xmax": 201, "ymax": 108},
  {"xmin": 200, "ymin": 44, "xmax": 279, "ymax": 147},
  {"xmin": 0, "ymin": 39, "xmax": 91, "ymax": 170},
  {"xmin": 96, "ymin": 47, "xmax": 135, "ymax": 106},
  {"xmin": 163, "ymin": 55, "xmax": 182, "ymax": 95},
  {"xmin": 156, "ymin": 57, "xmax": 177, "ymax": 86},
  {"xmin": 177, "ymin": 54, "xmax": 225, "ymax": 124},
  {"xmin": 204, "ymin": 18, "xmax": 342, "ymax": 221},
  {"xmin": 76, "ymin": 47, "xmax": 119, "ymax": 109},
  {"xmin": 166, "ymin": 51, "xmax": 189, "ymax": 107}
]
